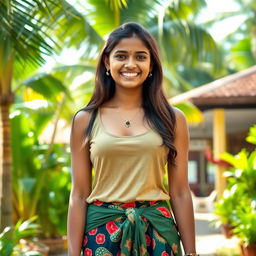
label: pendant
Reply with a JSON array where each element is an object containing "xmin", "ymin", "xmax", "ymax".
[{"xmin": 125, "ymin": 120, "xmax": 131, "ymax": 128}]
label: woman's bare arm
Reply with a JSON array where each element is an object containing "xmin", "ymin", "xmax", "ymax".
[
  {"xmin": 168, "ymin": 108, "xmax": 196, "ymax": 254},
  {"xmin": 67, "ymin": 111, "xmax": 92, "ymax": 256}
]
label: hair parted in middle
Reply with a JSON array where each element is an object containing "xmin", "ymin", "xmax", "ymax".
[{"xmin": 81, "ymin": 22, "xmax": 177, "ymax": 164}]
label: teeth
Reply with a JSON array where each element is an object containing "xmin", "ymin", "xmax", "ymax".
[{"xmin": 121, "ymin": 73, "xmax": 138, "ymax": 77}]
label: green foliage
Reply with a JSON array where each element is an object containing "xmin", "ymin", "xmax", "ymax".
[
  {"xmin": 214, "ymin": 187, "xmax": 242, "ymax": 226},
  {"xmin": 0, "ymin": 217, "xmax": 40, "ymax": 256},
  {"xmin": 22, "ymin": 74, "xmax": 72, "ymax": 101},
  {"xmin": 214, "ymin": 124, "xmax": 256, "ymax": 245},
  {"xmin": 11, "ymin": 103, "xmax": 71, "ymax": 238},
  {"xmin": 246, "ymin": 125, "xmax": 256, "ymax": 145},
  {"xmin": 232, "ymin": 200, "xmax": 256, "ymax": 245},
  {"xmin": 0, "ymin": 0, "xmax": 64, "ymax": 66}
]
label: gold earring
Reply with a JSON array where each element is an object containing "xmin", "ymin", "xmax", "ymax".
[{"xmin": 106, "ymin": 70, "xmax": 110, "ymax": 76}]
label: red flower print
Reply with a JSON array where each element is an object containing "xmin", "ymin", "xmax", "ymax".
[
  {"xmin": 106, "ymin": 220, "xmax": 119, "ymax": 234},
  {"xmin": 120, "ymin": 202, "xmax": 136, "ymax": 208},
  {"xmin": 96, "ymin": 233, "xmax": 105, "ymax": 244},
  {"xmin": 157, "ymin": 207, "xmax": 171, "ymax": 218},
  {"xmin": 84, "ymin": 248, "xmax": 92, "ymax": 256},
  {"xmin": 150, "ymin": 201, "xmax": 156, "ymax": 206},
  {"xmin": 145, "ymin": 234, "xmax": 151, "ymax": 246},
  {"xmin": 83, "ymin": 236, "xmax": 88, "ymax": 246},
  {"xmin": 117, "ymin": 252, "xmax": 121, "ymax": 256},
  {"xmin": 88, "ymin": 227, "xmax": 97, "ymax": 235},
  {"xmin": 142, "ymin": 216, "xmax": 148, "ymax": 222},
  {"xmin": 93, "ymin": 200, "xmax": 103, "ymax": 206},
  {"xmin": 161, "ymin": 251, "xmax": 169, "ymax": 256},
  {"xmin": 152, "ymin": 238, "xmax": 156, "ymax": 249}
]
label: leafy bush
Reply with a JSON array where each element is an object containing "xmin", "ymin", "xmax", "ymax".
[
  {"xmin": 0, "ymin": 217, "xmax": 41, "ymax": 256},
  {"xmin": 214, "ymin": 124, "xmax": 256, "ymax": 245},
  {"xmin": 11, "ymin": 103, "xmax": 71, "ymax": 238}
]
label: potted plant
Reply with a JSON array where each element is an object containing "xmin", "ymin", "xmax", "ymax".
[
  {"xmin": 231, "ymin": 200, "xmax": 256, "ymax": 256},
  {"xmin": 219, "ymin": 125, "xmax": 256, "ymax": 255},
  {"xmin": 213, "ymin": 187, "xmax": 240, "ymax": 238}
]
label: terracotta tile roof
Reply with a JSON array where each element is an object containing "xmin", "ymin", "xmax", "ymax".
[{"xmin": 169, "ymin": 65, "xmax": 256, "ymax": 109}]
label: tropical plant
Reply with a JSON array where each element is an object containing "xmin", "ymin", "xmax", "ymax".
[
  {"xmin": 214, "ymin": 124, "xmax": 256, "ymax": 246},
  {"xmin": 0, "ymin": 0, "xmax": 77, "ymax": 230},
  {"xmin": 221, "ymin": 126, "xmax": 256, "ymax": 200},
  {"xmin": 232, "ymin": 199, "xmax": 256, "ymax": 246},
  {"xmin": 213, "ymin": 186, "xmax": 241, "ymax": 228},
  {"xmin": 11, "ymin": 103, "xmax": 71, "ymax": 237},
  {"xmin": 204, "ymin": 0, "xmax": 256, "ymax": 70},
  {"xmin": 0, "ymin": 216, "xmax": 41, "ymax": 256}
]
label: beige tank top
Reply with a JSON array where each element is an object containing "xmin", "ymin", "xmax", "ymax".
[{"xmin": 86, "ymin": 109, "xmax": 170, "ymax": 203}]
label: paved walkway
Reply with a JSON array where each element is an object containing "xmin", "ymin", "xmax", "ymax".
[{"xmin": 195, "ymin": 212, "xmax": 239, "ymax": 256}]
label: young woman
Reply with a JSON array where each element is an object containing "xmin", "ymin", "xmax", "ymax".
[{"xmin": 67, "ymin": 22, "xmax": 198, "ymax": 256}]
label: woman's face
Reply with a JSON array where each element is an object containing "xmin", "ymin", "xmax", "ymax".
[{"xmin": 105, "ymin": 36, "xmax": 152, "ymax": 90}]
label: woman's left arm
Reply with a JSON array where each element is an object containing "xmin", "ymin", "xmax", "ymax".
[{"xmin": 167, "ymin": 107, "xmax": 196, "ymax": 254}]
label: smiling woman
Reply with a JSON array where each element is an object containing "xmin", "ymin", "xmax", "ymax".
[
  {"xmin": 67, "ymin": 22, "xmax": 198, "ymax": 256},
  {"xmin": 104, "ymin": 37, "xmax": 152, "ymax": 90}
]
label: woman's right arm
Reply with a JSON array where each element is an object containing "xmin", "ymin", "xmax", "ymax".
[{"xmin": 67, "ymin": 111, "xmax": 92, "ymax": 256}]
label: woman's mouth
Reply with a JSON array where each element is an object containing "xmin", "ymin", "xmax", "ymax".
[{"xmin": 120, "ymin": 72, "xmax": 140, "ymax": 78}]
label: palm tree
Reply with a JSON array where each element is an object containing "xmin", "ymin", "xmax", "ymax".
[
  {"xmin": 203, "ymin": 0, "xmax": 256, "ymax": 70},
  {"xmin": 0, "ymin": 0, "xmax": 81, "ymax": 230}
]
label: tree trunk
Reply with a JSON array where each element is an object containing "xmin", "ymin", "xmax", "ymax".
[{"xmin": 0, "ymin": 100, "xmax": 13, "ymax": 231}]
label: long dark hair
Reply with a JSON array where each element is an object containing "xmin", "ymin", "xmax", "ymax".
[{"xmin": 81, "ymin": 22, "xmax": 177, "ymax": 164}]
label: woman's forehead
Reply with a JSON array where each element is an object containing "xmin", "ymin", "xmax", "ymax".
[{"xmin": 111, "ymin": 37, "xmax": 149, "ymax": 54}]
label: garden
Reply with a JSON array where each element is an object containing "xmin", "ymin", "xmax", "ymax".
[{"xmin": 0, "ymin": 0, "xmax": 255, "ymax": 255}]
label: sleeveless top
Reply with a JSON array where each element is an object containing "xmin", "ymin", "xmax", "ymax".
[{"xmin": 86, "ymin": 109, "xmax": 170, "ymax": 203}]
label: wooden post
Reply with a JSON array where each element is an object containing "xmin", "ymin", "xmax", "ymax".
[{"xmin": 213, "ymin": 109, "xmax": 227, "ymax": 199}]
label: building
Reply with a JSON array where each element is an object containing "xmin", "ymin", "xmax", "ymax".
[{"xmin": 169, "ymin": 65, "xmax": 256, "ymax": 197}]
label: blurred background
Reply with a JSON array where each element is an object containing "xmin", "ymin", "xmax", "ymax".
[{"xmin": 0, "ymin": 0, "xmax": 255, "ymax": 255}]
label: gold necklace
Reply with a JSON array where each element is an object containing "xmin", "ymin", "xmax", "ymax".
[{"xmin": 116, "ymin": 107, "xmax": 141, "ymax": 128}]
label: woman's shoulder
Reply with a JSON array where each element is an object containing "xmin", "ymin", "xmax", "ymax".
[
  {"xmin": 72, "ymin": 108, "xmax": 94, "ymax": 131},
  {"xmin": 172, "ymin": 106, "xmax": 186, "ymax": 118},
  {"xmin": 171, "ymin": 106, "xmax": 188, "ymax": 128}
]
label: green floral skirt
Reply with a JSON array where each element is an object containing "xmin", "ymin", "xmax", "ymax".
[{"xmin": 82, "ymin": 201, "xmax": 181, "ymax": 256}]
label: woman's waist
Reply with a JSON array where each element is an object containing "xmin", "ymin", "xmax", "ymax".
[{"xmin": 92, "ymin": 200, "xmax": 164, "ymax": 208}]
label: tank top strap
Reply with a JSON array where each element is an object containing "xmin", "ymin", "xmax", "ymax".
[{"xmin": 89, "ymin": 109, "xmax": 101, "ymax": 140}]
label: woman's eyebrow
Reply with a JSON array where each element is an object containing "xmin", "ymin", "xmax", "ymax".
[{"xmin": 114, "ymin": 50, "xmax": 149, "ymax": 55}]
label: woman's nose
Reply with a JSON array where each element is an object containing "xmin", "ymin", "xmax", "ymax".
[{"xmin": 124, "ymin": 57, "xmax": 137, "ymax": 68}]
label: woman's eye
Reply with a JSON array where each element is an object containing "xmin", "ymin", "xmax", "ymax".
[
  {"xmin": 115, "ymin": 55, "xmax": 126, "ymax": 60},
  {"xmin": 137, "ymin": 55, "xmax": 146, "ymax": 60}
]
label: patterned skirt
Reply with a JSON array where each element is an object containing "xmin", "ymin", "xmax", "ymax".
[{"xmin": 82, "ymin": 201, "xmax": 180, "ymax": 256}]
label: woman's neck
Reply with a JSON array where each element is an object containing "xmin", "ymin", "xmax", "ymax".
[{"xmin": 110, "ymin": 89, "xmax": 143, "ymax": 109}]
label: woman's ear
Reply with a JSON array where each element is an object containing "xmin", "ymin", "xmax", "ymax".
[{"xmin": 103, "ymin": 55, "xmax": 110, "ymax": 70}]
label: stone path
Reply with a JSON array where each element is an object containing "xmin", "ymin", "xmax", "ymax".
[{"xmin": 195, "ymin": 212, "xmax": 239, "ymax": 256}]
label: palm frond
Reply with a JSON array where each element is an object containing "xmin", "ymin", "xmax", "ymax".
[
  {"xmin": 22, "ymin": 73, "xmax": 72, "ymax": 101},
  {"xmin": 50, "ymin": 2, "xmax": 104, "ymax": 56},
  {"xmin": 0, "ymin": 0, "xmax": 63, "ymax": 66},
  {"xmin": 149, "ymin": 20, "xmax": 221, "ymax": 71},
  {"xmin": 121, "ymin": 0, "xmax": 160, "ymax": 25}
]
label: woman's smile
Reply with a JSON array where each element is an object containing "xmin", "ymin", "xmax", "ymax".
[
  {"xmin": 120, "ymin": 72, "xmax": 140, "ymax": 78},
  {"xmin": 105, "ymin": 36, "xmax": 152, "ymax": 89}
]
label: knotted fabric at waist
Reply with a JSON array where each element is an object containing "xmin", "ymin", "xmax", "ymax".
[{"xmin": 85, "ymin": 201, "xmax": 182, "ymax": 255}]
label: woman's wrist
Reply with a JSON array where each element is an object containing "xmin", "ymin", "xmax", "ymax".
[{"xmin": 185, "ymin": 253, "xmax": 199, "ymax": 256}]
